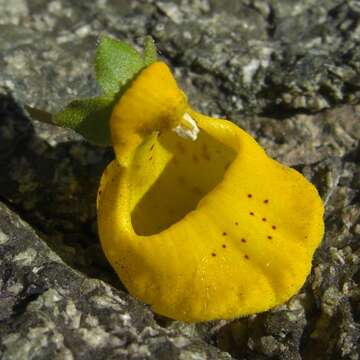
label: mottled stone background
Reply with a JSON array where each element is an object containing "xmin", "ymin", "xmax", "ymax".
[{"xmin": 0, "ymin": 0, "xmax": 359, "ymax": 359}]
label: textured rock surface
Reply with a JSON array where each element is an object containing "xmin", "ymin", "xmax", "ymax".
[
  {"xmin": 0, "ymin": 0, "xmax": 360, "ymax": 359},
  {"xmin": 0, "ymin": 201, "xmax": 230, "ymax": 359}
]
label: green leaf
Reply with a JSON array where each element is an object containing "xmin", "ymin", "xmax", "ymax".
[
  {"xmin": 30, "ymin": 37, "xmax": 159, "ymax": 146},
  {"xmin": 53, "ymin": 97, "xmax": 114, "ymax": 145},
  {"xmin": 143, "ymin": 36, "xmax": 157, "ymax": 66},
  {"xmin": 95, "ymin": 36, "xmax": 145, "ymax": 96}
]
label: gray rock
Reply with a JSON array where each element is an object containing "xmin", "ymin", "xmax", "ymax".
[
  {"xmin": 0, "ymin": 201, "xmax": 231, "ymax": 360},
  {"xmin": 151, "ymin": 0, "xmax": 360, "ymax": 118},
  {"xmin": 0, "ymin": 0, "xmax": 359, "ymax": 359}
]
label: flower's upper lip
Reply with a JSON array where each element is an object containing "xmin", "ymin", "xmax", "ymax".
[{"xmin": 110, "ymin": 62, "xmax": 188, "ymax": 168}]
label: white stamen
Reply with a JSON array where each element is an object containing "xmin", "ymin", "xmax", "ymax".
[{"xmin": 173, "ymin": 113, "xmax": 199, "ymax": 141}]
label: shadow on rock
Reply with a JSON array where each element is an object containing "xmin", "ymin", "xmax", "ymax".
[{"xmin": 0, "ymin": 89, "xmax": 123, "ymax": 288}]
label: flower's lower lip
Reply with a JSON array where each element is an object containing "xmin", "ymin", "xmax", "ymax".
[{"xmin": 98, "ymin": 105, "xmax": 324, "ymax": 321}]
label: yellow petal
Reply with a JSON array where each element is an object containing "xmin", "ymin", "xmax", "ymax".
[
  {"xmin": 97, "ymin": 62, "xmax": 324, "ymax": 322},
  {"xmin": 110, "ymin": 61, "xmax": 187, "ymax": 167}
]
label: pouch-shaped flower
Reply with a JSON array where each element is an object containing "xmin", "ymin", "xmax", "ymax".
[{"xmin": 97, "ymin": 61, "xmax": 324, "ymax": 322}]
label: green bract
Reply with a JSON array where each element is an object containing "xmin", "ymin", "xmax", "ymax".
[
  {"xmin": 31, "ymin": 36, "xmax": 157, "ymax": 145},
  {"xmin": 95, "ymin": 37, "xmax": 146, "ymax": 97},
  {"xmin": 53, "ymin": 97, "xmax": 115, "ymax": 145}
]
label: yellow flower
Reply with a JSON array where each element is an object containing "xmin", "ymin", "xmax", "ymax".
[{"xmin": 97, "ymin": 61, "xmax": 324, "ymax": 322}]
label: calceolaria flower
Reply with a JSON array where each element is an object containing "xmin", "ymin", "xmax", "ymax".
[{"xmin": 44, "ymin": 37, "xmax": 324, "ymax": 322}]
